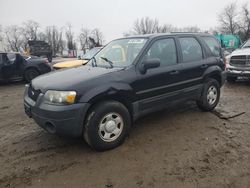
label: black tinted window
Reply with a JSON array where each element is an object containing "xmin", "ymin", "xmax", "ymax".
[
  {"xmin": 180, "ymin": 37, "xmax": 203, "ymax": 63},
  {"xmin": 7, "ymin": 53, "xmax": 16, "ymax": 61},
  {"xmin": 202, "ymin": 37, "xmax": 221, "ymax": 57},
  {"xmin": 145, "ymin": 38, "xmax": 177, "ymax": 66},
  {"xmin": 0, "ymin": 55, "xmax": 2, "ymax": 64}
]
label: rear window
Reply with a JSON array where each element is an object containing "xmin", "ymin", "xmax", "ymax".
[
  {"xmin": 202, "ymin": 37, "xmax": 221, "ymax": 57},
  {"xmin": 7, "ymin": 53, "xmax": 16, "ymax": 61},
  {"xmin": 179, "ymin": 37, "xmax": 203, "ymax": 63}
]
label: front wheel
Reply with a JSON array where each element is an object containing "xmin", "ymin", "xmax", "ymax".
[
  {"xmin": 197, "ymin": 78, "xmax": 220, "ymax": 111},
  {"xmin": 84, "ymin": 101, "xmax": 131, "ymax": 151}
]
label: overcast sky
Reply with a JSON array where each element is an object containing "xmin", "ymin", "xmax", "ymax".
[{"xmin": 0, "ymin": 0, "xmax": 248, "ymax": 43}]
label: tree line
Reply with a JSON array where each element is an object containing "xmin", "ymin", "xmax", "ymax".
[
  {"xmin": 0, "ymin": 20, "xmax": 104, "ymax": 56},
  {"xmin": 0, "ymin": 2, "xmax": 249, "ymax": 54},
  {"xmin": 125, "ymin": 2, "xmax": 250, "ymax": 42}
]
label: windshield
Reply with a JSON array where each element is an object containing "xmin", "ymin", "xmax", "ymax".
[
  {"xmin": 82, "ymin": 47, "xmax": 102, "ymax": 60},
  {"xmin": 92, "ymin": 38, "xmax": 147, "ymax": 68},
  {"xmin": 241, "ymin": 40, "xmax": 250, "ymax": 49}
]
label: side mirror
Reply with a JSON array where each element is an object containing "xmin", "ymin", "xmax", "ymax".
[{"xmin": 140, "ymin": 58, "xmax": 160, "ymax": 74}]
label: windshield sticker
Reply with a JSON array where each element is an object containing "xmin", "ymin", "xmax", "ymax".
[{"xmin": 128, "ymin": 39, "xmax": 144, "ymax": 44}]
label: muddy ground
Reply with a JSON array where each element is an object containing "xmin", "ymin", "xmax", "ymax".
[{"xmin": 0, "ymin": 81, "xmax": 250, "ymax": 188}]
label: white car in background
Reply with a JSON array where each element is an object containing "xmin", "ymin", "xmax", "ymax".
[{"xmin": 226, "ymin": 39, "xmax": 250, "ymax": 82}]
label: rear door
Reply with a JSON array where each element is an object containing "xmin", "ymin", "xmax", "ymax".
[{"xmin": 175, "ymin": 36, "xmax": 208, "ymax": 97}]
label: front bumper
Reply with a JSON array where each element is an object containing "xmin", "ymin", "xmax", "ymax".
[
  {"xmin": 24, "ymin": 86, "xmax": 90, "ymax": 137},
  {"xmin": 226, "ymin": 66, "xmax": 250, "ymax": 78}
]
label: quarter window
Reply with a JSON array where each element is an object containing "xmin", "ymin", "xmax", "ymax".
[
  {"xmin": 144, "ymin": 38, "xmax": 177, "ymax": 66},
  {"xmin": 202, "ymin": 36, "xmax": 221, "ymax": 57},
  {"xmin": 180, "ymin": 37, "xmax": 203, "ymax": 63}
]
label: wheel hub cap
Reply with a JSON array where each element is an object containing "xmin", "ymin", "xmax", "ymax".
[
  {"xmin": 98, "ymin": 113, "xmax": 124, "ymax": 142},
  {"xmin": 105, "ymin": 120, "xmax": 116, "ymax": 133},
  {"xmin": 207, "ymin": 86, "xmax": 217, "ymax": 105}
]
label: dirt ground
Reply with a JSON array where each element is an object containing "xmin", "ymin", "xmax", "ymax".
[{"xmin": 0, "ymin": 80, "xmax": 250, "ymax": 188}]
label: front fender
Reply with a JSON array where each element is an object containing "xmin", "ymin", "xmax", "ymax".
[{"xmin": 78, "ymin": 82, "xmax": 136, "ymax": 103}]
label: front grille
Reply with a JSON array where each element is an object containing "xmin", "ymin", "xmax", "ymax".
[
  {"xmin": 230, "ymin": 55, "xmax": 248, "ymax": 66},
  {"xmin": 28, "ymin": 86, "xmax": 41, "ymax": 101}
]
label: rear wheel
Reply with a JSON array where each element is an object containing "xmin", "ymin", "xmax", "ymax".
[
  {"xmin": 227, "ymin": 76, "xmax": 237, "ymax": 83},
  {"xmin": 24, "ymin": 68, "xmax": 40, "ymax": 83},
  {"xmin": 197, "ymin": 78, "xmax": 220, "ymax": 111},
  {"xmin": 84, "ymin": 101, "xmax": 131, "ymax": 151}
]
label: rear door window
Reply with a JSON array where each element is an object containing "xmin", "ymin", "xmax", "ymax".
[
  {"xmin": 179, "ymin": 37, "xmax": 203, "ymax": 63},
  {"xmin": 7, "ymin": 53, "xmax": 16, "ymax": 61},
  {"xmin": 202, "ymin": 36, "xmax": 221, "ymax": 57}
]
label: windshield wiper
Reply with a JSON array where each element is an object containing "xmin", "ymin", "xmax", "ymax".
[{"xmin": 100, "ymin": 57, "xmax": 113, "ymax": 68}]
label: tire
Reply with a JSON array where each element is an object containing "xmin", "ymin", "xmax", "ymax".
[
  {"xmin": 24, "ymin": 68, "xmax": 40, "ymax": 83},
  {"xmin": 84, "ymin": 100, "xmax": 131, "ymax": 151},
  {"xmin": 196, "ymin": 78, "xmax": 220, "ymax": 111},
  {"xmin": 227, "ymin": 76, "xmax": 237, "ymax": 83}
]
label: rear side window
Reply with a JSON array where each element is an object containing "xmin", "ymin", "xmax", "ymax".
[
  {"xmin": 144, "ymin": 38, "xmax": 177, "ymax": 66},
  {"xmin": 180, "ymin": 37, "xmax": 203, "ymax": 63},
  {"xmin": 0, "ymin": 55, "xmax": 2, "ymax": 64},
  {"xmin": 202, "ymin": 37, "xmax": 221, "ymax": 57},
  {"xmin": 7, "ymin": 53, "xmax": 16, "ymax": 61}
]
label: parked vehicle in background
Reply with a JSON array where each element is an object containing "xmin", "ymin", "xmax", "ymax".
[
  {"xmin": 215, "ymin": 34, "xmax": 241, "ymax": 52},
  {"xmin": 27, "ymin": 41, "xmax": 53, "ymax": 62},
  {"xmin": 225, "ymin": 39, "xmax": 250, "ymax": 82},
  {"xmin": 0, "ymin": 52, "xmax": 51, "ymax": 83},
  {"xmin": 24, "ymin": 33, "xmax": 226, "ymax": 151},
  {"xmin": 52, "ymin": 47, "xmax": 102, "ymax": 70}
]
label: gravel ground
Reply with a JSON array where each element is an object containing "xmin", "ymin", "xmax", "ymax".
[{"xmin": 0, "ymin": 81, "xmax": 250, "ymax": 188}]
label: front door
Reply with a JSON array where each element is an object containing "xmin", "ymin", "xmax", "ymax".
[{"xmin": 135, "ymin": 37, "xmax": 184, "ymax": 111}]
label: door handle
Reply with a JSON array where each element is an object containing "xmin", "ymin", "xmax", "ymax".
[
  {"xmin": 170, "ymin": 70, "xmax": 179, "ymax": 75},
  {"xmin": 201, "ymin": 64, "xmax": 208, "ymax": 69}
]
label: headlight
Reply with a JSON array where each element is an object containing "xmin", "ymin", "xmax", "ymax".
[{"xmin": 44, "ymin": 90, "xmax": 76, "ymax": 104}]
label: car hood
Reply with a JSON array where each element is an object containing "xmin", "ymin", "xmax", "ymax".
[
  {"xmin": 231, "ymin": 48, "xmax": 250, "ymax": 56},
  {"xmin": 31, "ymin": 65, "xmax": 123, "ymax": 93},
  {"xmin": 53, "ymin": 60, "xmax": 88, "ymax": 69}
]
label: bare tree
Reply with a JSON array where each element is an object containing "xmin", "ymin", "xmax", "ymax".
[
  {"xmin": 180, "ymin": 26, "xmax": 201, "ymax": 32},
  {"xmin": 44, "ymin": 26, "xmax": 65, "ymax": 55},
  {"xmin": 22, "ymin": 20, "xmax": 40, "ymax": 41},
  {"xmin": 156, "ymin": 24, "xmax": 178, "ymax": 33},
  {"xmin": 0, "ymin": 25, "xmax": 3, "ymax": 42},
  {"xmin": 218, "ymin": 2, "xmax": 239, "ymax": 34},
  {"xmin": 133, "ymin": 17, "xmax": 159, "ymax": 34},
  {"xmin": 4, "ymin": 25, "xmax": 23, "ymax": 51},
  {"xmin": 65, "ymin": 23, "xmax": 75, "ymax": 50},
  {"xmin": 79, "ymin": 28, "xmax": 90, "ymax": 53},
  {"xmin": 90, "ymin": 28, "xmax": 104, "ymax": 48},
  {"xmin": 239, "ymin": 3, "xmax": 250, "ymax": 41}
]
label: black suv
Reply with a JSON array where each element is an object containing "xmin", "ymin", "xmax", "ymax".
[
  {"xmin": 24, "ymin": 33, "xmax": 226, "ymax": 151},
  {"xmin": 0, "ymin": 52, "xmax": 51, "ymax": 82}
]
